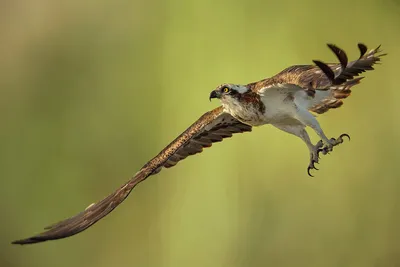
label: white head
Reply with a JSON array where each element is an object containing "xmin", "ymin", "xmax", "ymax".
[{"xmin": 209, "ymin": 83, "xmax": 249, "ymax": 102}]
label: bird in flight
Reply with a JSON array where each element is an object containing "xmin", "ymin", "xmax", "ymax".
[{"xmin": 12, "ymin": 43, "xmax": 384, "ymax": 245}]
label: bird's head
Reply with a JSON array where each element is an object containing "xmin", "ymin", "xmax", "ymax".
[{"xmin": 209, "ymin": 84, "xmax": 249, "ymax": 102}]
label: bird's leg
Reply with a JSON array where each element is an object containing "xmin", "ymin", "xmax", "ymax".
[
  {"xmin": 295, "ymin": 109, "xmax": 350, "ymax": 154},
  {"xmin": 307, "ymin": 140, "xmax": 324, "ymax": 175},
  {"xmin": 319, "ymin": 133, "xmax": 350, "ymax": 155},
  {"xmin": 272, "ymin": 123, "xmax": 324, "ymax": 176},
  {"xmin": 299, "ymin": 132, "xmax": 328, "ymax": 177}
]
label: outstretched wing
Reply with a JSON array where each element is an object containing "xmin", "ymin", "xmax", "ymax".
[
  {"xmin": 247, "ymin": 43, "xmax": 385, "ymax": 113},
  {"xmin": 12, "ymin": 106, "xmax": 252, "ymax": 245},
  {"xmin": 309, "ymin": 44, "xmax": 385, "ymax": 114}
]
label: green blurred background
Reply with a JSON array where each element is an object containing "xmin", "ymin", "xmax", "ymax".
[{"xmin": 1, "ymin": 0, "xmax": 400, "ymax": 266}]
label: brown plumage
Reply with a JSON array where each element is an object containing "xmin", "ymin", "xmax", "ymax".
[
  {"xmin": 12, "ymin": 107, "xmax": 251, "ymax": 244},
  {"xmin": 12, "ymin": 43, "xmax": 384, "ymax": 245}
]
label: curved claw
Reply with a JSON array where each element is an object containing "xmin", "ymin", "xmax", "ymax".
[
  {"xmin": 307, "ymin": 167, "xmax": 314, "ymax": 177},
  {"xmin": 309, "ymin": 160, "xmax": 318, "ymax": 170},
  {"xmin": 339, "ymin": 133, "xmax": 350, "ymax": 141},
  {"xmin": 307, "ymin": 160, "xmax": 319, "ymax": 176},
  {"xmin": 307, "ymin": 134, "xmax": 350, "ymax": 177}
]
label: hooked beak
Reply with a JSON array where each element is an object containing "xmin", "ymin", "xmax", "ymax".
[{"xmin": 209, "ymin": 90, "xmax": 220, "ymax": 101}]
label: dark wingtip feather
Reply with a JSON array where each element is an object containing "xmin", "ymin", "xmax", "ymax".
[
  {"xmin": 358, "ymin": 43, "xmax": 368, "ymax": 58},
  {"xmin": 12, "ymin": 237, "xmax": 45, "ymax": 245},
  {"xmin": 313, "ymin": 60, "xmax": 335, "ymax": 83},
  {"xmin": 327, "ymin": 44, "xmax": 348, "ymax": 69}
]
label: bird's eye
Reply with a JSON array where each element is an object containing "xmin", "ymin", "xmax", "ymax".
[{"xmin": 223, "ymin": 87, "xmax": 230, "ymax": 93}]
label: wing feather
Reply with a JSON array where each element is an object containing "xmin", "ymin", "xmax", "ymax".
[
  {"xmin": 247, "ymin": 43, "xmax": 384, "ymax": 114},
  {"xmin": 248, "ymin": 43, "xmax": 384, "ymax": 93},
  {"xmin": 12, "ymin": 106, "xmax": 251, "ymax": 245}
]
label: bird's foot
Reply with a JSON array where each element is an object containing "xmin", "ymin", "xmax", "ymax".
[
  {"xmin": 307, "ymin": 134, "xmax": 350, "ymax": 176},
  {"xmin": 307, "ymin": 140, "xmax": 324, "ymax": 177},
  {"xmin": 319, "ymin": 133, "xmax": 350, "ymax": 155}
]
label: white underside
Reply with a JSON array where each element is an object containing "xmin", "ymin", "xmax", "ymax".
[
  {"xmin": 260, "ymin": 85, "xmax": 331, "ymax": 126},
  {"xmin": 222, "ymin": 84, "xmax": 333, "ymax": 127},
  {"xmin": 221, "ymin": 84, "xmax": 334, "ymax": 151}
]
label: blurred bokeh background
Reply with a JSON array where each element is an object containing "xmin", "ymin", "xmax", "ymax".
[{"xmin": 1, "ymin": 0, "xmax": 400, "ymax": 266}]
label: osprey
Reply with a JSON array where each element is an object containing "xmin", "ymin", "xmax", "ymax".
[{"xmin": 13, "ymin": 43, "xmax": 384, "ymax": 245}]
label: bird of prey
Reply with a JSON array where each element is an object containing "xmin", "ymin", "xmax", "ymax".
[{"xmin": 12, "ymin": 43, "xmax": 384, "ymax": 245}]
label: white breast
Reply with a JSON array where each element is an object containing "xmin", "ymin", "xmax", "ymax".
[{"xmin": 259, "ymin": 84, "xmax": 304, "ymax": 124}]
